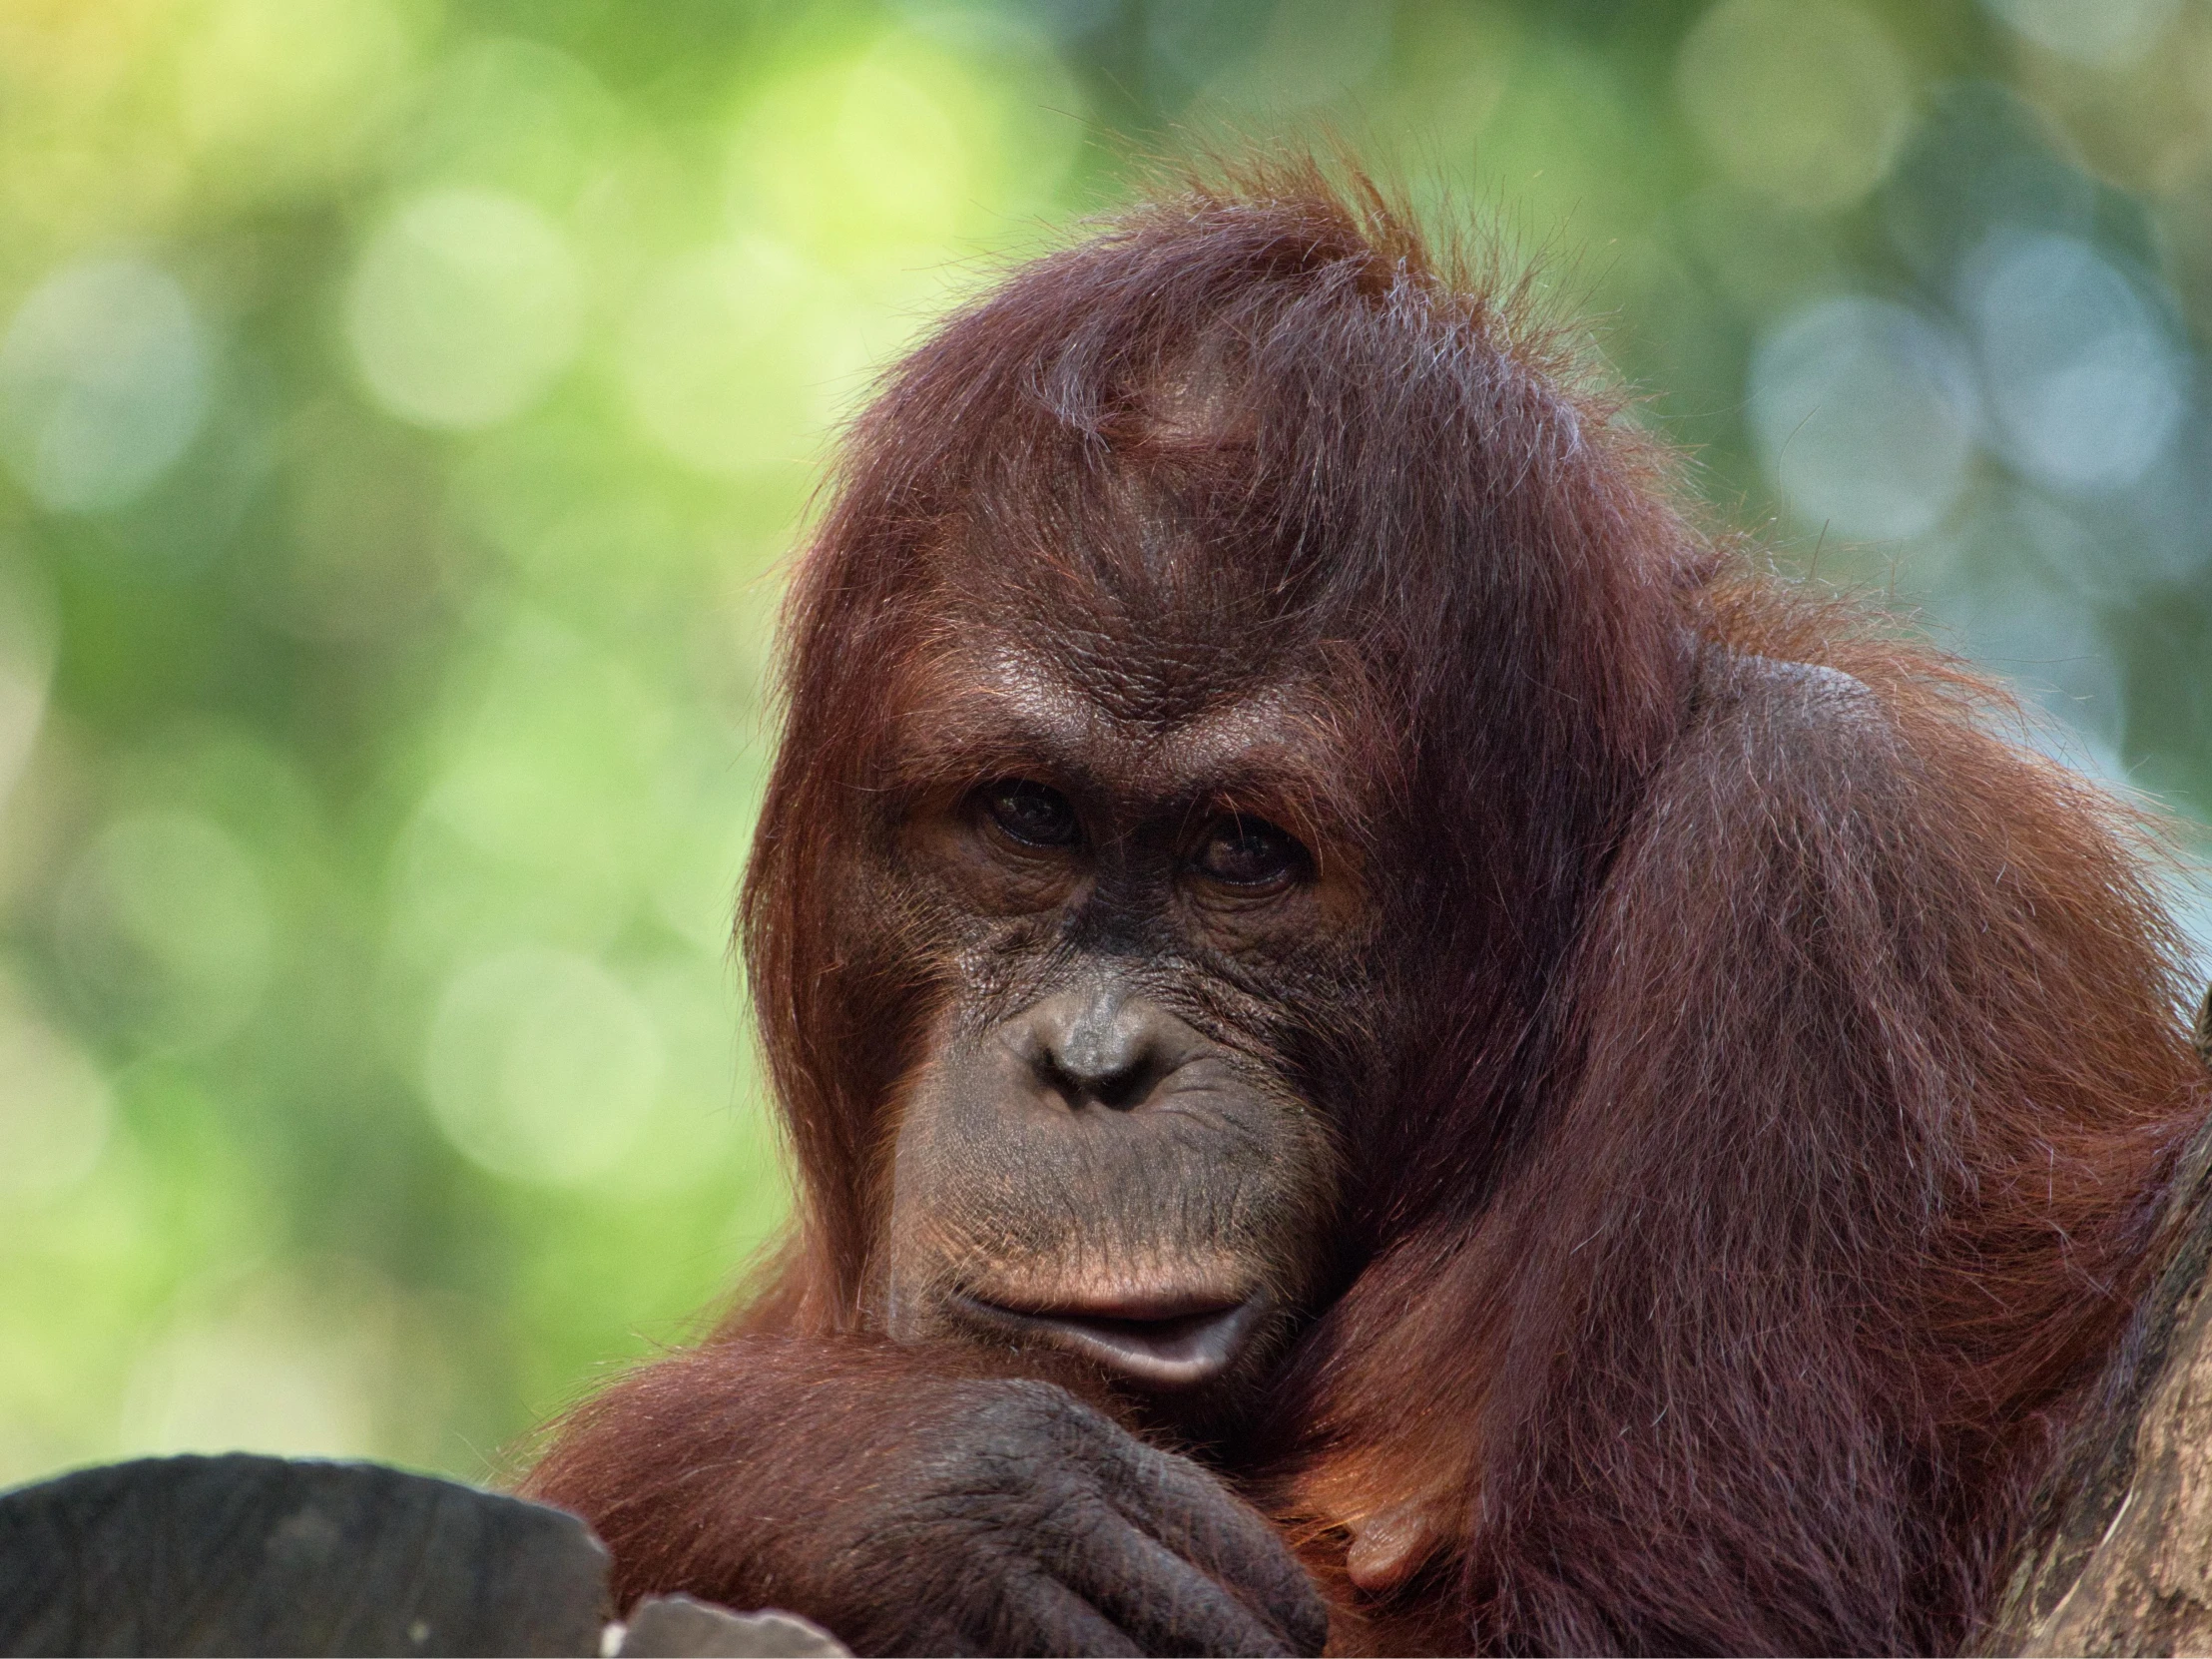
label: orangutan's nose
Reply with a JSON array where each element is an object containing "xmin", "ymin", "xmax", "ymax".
[{"xmin": 1008, "ymin": 983, "xmax": 1206, "ymax": 1111}]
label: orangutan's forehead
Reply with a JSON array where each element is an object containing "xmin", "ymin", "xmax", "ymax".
[
  {"xmin": 952, "ymin": 638, "xmax": 1306, "ymax": 757},
  {"xmin": 929, "ymin": 521, "xmax": 1309, "ymax": 727}
]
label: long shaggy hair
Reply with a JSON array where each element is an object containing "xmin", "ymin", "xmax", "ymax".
[{"xmin": 530, "ymin": 162, "xmax": 2211, "ymax": 1655}]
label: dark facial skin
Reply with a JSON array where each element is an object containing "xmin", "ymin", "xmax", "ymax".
[{"xmin": 880, "ymin": 633, "xmax": 1372, "ymax": 1436}]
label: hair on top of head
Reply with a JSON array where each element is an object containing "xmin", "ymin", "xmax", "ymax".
[{"xmin": 786, "ymin": 148, "xmax": 1698, "ymax": 743}]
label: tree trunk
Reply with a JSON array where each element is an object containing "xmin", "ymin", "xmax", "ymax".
[{"xmin": 1980, "ymin": 996, "xmax": 2212, "ymax": 1656}]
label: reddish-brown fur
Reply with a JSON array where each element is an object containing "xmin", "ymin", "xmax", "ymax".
[{"xmin": 525, "ymin": 166, "xmax": 2211, "ymax": 1654}]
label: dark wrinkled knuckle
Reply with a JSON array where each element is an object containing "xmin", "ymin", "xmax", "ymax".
[
  {"xmin": 1284, "ymin": 1590, "xmax": 1331, "ymax": 1656},
  {"xmin": 973, "ymin": 1378, "xmax": 1088, "ymax": 1439}
]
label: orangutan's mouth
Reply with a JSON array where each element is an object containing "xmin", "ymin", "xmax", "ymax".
[{"xmin": 953, "ymin": 1289, "xmax": 1269, "ymax": 1388}]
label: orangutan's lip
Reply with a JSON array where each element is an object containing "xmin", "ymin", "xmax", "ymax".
[{"xmin": 953, "ymin": 1290, "xmax": 1268, "ymax": 1388}]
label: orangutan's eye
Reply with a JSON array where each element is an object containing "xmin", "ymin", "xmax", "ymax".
[
  {"xmin": 1195, "ymin": 816, "xmax": 1307, "ymax": 887},
  {"xmin": 983, "ymin": 780, "xmax": 1081, "ymax": 848}
]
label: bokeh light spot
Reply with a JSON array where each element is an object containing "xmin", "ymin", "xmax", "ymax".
[
  {"xmin": 0, "ymin": 259, "xmax": 210, "ymax": 513},
  {"xmin": 1750, "ymin": 295, "xmax": 1980, "ymax": 540},
  {"xmin": 1979, "ymin": 0, "xmax": 2181, "ymax": 68},
  {"xmin": 1958, "ymin": 231, "xmax": 2184, "ymax": 494},
  {"xmin": 344, "ymin": 187, "xmax": 584, "ymax": 431},
  {"xmin": 424, "ymin": 947, "xmax": 664, "ymax": 1187},
  {"xmin": 1676, "ymin": 0, "xmax": 1913, "ymax": 212}
]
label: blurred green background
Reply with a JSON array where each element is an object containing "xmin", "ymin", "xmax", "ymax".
[{"xmin": 2, "ymin": 0, "xmax": 2210, "ymax": 1490}]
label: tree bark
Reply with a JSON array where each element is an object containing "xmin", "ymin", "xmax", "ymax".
[{"xmin": 1980, "ymin": 994, "xmax": 2212, "ymax": 1656}]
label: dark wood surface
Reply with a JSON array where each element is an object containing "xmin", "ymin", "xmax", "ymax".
[
  {"xmin": 0, "ymin": 1454, "xmax": 611, "ymax": 1657},
  {"xmin": 0, "ymin": 1455, "xmax": 849, "ymax": 1658}
]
